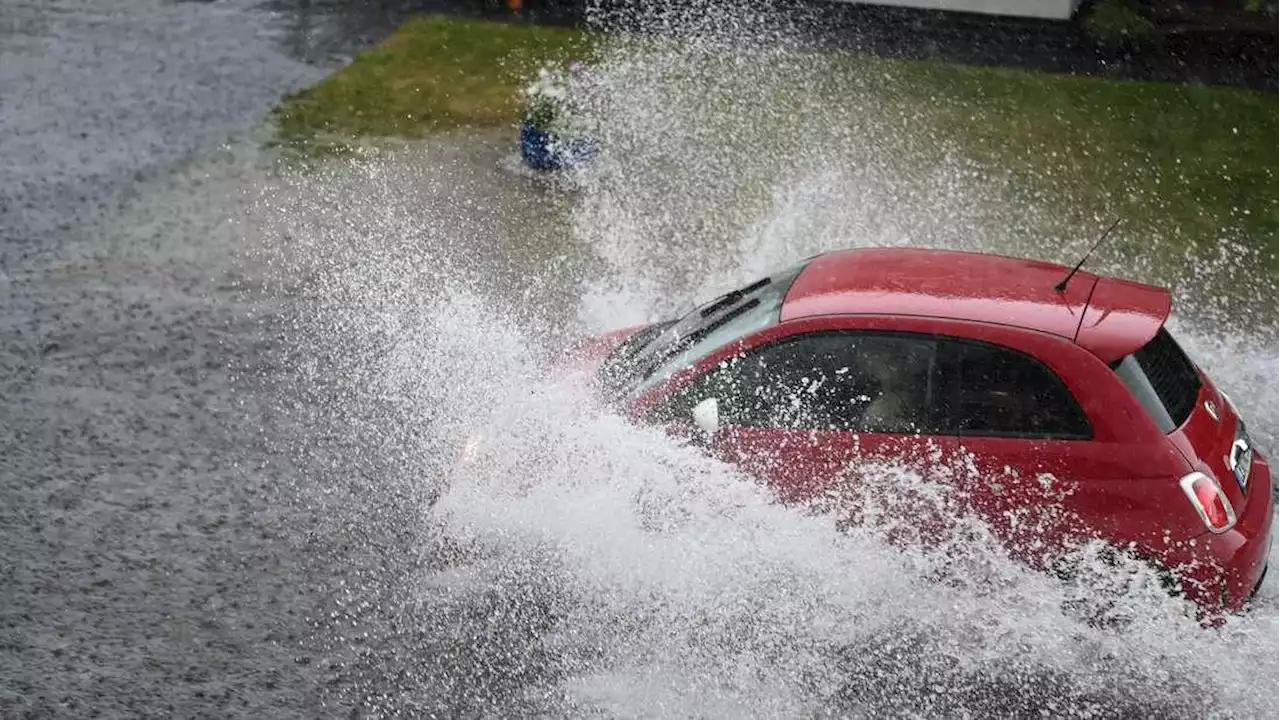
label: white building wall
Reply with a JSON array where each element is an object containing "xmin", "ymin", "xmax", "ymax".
[{"xmin": 849, "ymin": 0, "xmax": 1084, "ymax": 20}]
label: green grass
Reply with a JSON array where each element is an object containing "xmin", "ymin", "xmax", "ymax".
[
  {"xmin": 1081, "ymin": 0, "xmax": 1159, "ymax": 47},
  {"xmin": 870, "ymin": 59, "xmax": 1278, "ymax": 268},
  {"xmin": 272, "ymin": 15, "xmax": 1277, "ymax": 272},
  {"xmin": 272, "ymin": 16, "xmax": 597, "ymax": 142}
]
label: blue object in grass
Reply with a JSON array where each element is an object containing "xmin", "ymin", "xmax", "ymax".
[{"xmin": 520, "ymin": 122, "xmax": 599, "ymax": 172}]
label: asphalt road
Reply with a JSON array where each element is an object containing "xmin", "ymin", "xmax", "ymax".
[{"xmin": 0, "ymin": 1, "xmax": 342, "ymax": 715}]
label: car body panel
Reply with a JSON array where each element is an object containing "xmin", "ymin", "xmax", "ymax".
[
  {"xmin": 713, "ymin": 427, "xmax": 956, "ymax": 505},
  {"xmin": 781, "ymin": 247, "xmax": 1176, "ymax": 367},
  {"xmin": 1173, "ymin": 454, "xmax": 1273, "ymax": 611},
  {"xmin": 884, "ymin": 317, "xmax": 1203, "ymax": 560},
  {"xmin": 1169, "ymin": 372, "xmax": 1252, "ymax": 514},
  {"xmin": 1074, "ymin": 276, "xmax": 1173, "ymax": 364},
  {"xmin": 780, "ymin": 248, "xmax": 1098, "ymax": 340}
]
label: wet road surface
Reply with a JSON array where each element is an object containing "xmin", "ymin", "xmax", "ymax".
[{"xmin": 2, "ymin": 1, "xmax": 330, "ymax": 714}]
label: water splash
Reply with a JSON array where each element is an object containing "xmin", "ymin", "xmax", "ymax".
[{"xmin": 247, "ymin": 4, "xmax": 1278, "ymax": 715}]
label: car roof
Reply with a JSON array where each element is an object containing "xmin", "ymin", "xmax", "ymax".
[{"xmin": 780, "ymin": 247, "xmax": 1170, "ymax": 362}]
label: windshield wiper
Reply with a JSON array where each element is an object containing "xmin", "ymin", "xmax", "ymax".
[
  {"xmin": 699, "ymin": 276, "xmax": 771, "ymax": 318},
  {"xmin": 616, "ymin": 277, "xmax": 770, "ymax": 386},
  {"xmin": 637, "ymin": 297, "xmax": 762, "ymax": 380}
]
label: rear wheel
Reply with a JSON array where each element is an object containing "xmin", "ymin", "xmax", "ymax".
[{"xmin": 1050, "ymin": 543, "xmax": 1190, "ymax": 629}]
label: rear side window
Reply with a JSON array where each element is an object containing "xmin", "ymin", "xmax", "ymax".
[
  {"xmin": 1111, "ymin": 327, "xmax": 1202, "ymax": 433},
  {"xmin": 934, "ymin": 338, "xmax": 1093, "ymax": 440}
]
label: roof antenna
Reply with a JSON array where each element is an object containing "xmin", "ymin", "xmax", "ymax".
[{"xmin": 1055, "ymin": 217, "xmax": 1122, "ymax": 293}]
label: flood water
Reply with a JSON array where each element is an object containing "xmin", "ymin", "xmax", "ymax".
[{"xmin": 2, "ymin": 0, "xmax": 1276, "ymax": 717}]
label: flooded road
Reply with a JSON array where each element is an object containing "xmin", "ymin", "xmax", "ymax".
[{"xmin": 2, "ymin": 1, "xmax": 1276, "ymax": 717}]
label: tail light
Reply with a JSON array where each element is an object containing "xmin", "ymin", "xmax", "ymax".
[{"xmin": 1179, "ymin": 471, "xmax": 1237, "ymax": 534}]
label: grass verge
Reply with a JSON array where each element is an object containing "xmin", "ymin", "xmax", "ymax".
[
  {"xmin": 870, "ymin": 58, "xmax": 1278, "ymax": 274},
  {"xmin": 272, "ymin": 16, "xmax": 596, "ymax": 149}
]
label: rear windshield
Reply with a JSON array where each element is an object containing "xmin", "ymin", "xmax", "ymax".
[{"xmin": 1110, "ymin": 327, "xmax": 1202, "ymax": 433}]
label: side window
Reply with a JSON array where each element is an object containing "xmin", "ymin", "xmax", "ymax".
[
  {"xmin": 650, "ymin": 332, "xmax": 938, "ymax": 434},
  {"xmin": 935, "ymin": 338, "xmax": 1092, "ymax": 440}
]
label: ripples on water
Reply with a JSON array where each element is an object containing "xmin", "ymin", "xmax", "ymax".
[{"xmin": 244, "ymin": 2, "xmax": 1278, "ymax": 716}]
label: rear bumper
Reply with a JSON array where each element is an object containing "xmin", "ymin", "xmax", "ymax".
[{"xmin": 1172, "ymin": 454, "xmax": 1275, "ymax": 612}]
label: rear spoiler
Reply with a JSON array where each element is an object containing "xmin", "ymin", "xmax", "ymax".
[{"xmin": 1074, "ymin": 277, "xmax": 1173, "ymax": 364}]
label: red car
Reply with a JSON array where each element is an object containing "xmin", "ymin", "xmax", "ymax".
[{"xmin": 571, "ymin": 247, "xmax": 1273, "ymax": 614}]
